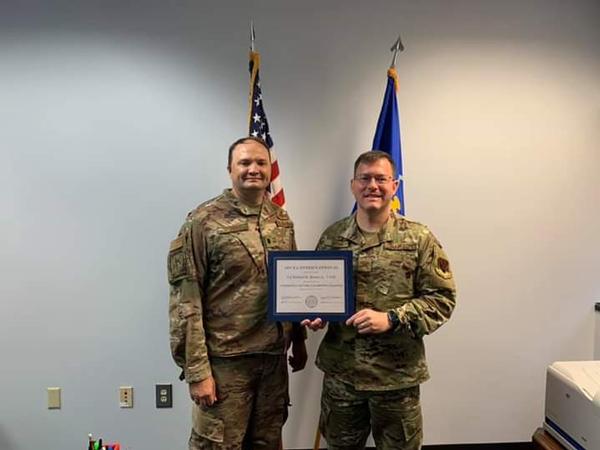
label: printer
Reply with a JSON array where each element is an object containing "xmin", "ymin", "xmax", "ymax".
[{"xmin": 544, "ymin": 361, "xmax": 600, "ymax": 450}]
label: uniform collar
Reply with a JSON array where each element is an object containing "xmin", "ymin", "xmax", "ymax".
[
  {"xmin": 339, "ymin": 212, "xmax": 399, "ymax": 245},
  {"xmin": 380, "ymin": 213, "xmax": 400, "ymax": 242},
  {"xmin": 221, "ymin": 188, "xmax": 278, "ymax": 219}
]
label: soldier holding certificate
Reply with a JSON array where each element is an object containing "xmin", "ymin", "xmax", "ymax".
[
  {"xmin": 168, "ymin": 136, "xmax": 307, "ymax": 450},
  {"xmin": 303, "ymin": 150, "xmax": 456, "ymax": 450}
]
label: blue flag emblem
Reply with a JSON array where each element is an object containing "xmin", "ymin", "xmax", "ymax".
[{"xmin": 372, "ymin": 68, "xmax": 404, "ymax": 216}]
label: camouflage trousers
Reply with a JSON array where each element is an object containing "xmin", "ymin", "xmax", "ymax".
[
  {"xmin": 189, "ymin": 354, "xmax": 288, "ymax": 450},
  {"xmin": 320, "ymin": 374, "xmax": 422, "ymax": 450}
]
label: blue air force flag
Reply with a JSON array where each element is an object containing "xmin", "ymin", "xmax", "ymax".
[{"xmin": 372, "ymin": 67, "xmax": 405, "ymax": 216}]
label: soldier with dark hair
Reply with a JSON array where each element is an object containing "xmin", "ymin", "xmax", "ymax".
[
  {"xmin": 303, "ymin": 150, "xmax": 456, "ymax": 450},
  {"xmin": 168, "ymin": 137, "xmax": 307, "ymax": 450}
]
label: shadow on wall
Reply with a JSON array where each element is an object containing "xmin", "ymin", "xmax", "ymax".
[
  {"xmin": 595, "ymin": 303, "xmax": 600, "ymax": 360},
  {"xmin": 0, "ymin": 425, "xmax": 16, "ymax": 450}
]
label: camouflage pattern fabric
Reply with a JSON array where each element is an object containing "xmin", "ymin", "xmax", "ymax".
[
  {"xmin": 168, "ymin": 189, "xmax": 300, "ymax": 448},
  {"xmin": 188, "ymin": 354, "xmax": 288, "ymax": 450},
  {"xmin": 168, "ymin": 189, "xmax": 297, "ymax": 383},
  {"xmin": 320, "ymin": 374, "xmax": 422, "ymax": 450},
  {"xmin": 315, "ymin": 213, "xmax": 456, "ymax": 390}
]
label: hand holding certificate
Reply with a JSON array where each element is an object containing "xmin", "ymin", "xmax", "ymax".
[{"xmin": 267, "ymin": 251, "xmax": 354, "ymax": 322}]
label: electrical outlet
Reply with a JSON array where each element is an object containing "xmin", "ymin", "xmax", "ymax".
[
  {"xmin": 119, "ymin": 386, "xmax": 133, "ymax": 408},
  {"xmin": 155, "ymin": 384, "xmax": 173, "ymax": 408},
  {"xmin": 47, "ymin": 387, "xmax": 61, "ymax": 409}
]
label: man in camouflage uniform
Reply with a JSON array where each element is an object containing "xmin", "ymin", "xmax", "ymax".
[
  {"xmin": 303, "ymin": 151, "xmax": 456, "ymax": 450},
  {"xmin": 168, "ymin": 137, "xmax": 307, "ymax": 450}
]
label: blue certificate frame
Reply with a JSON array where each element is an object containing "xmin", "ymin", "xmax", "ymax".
[{"xmin": 268, "ymin": 250, "xmax": 354, "ymax": 322}]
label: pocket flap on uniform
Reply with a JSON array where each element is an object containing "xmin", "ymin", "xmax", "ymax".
[
  {"xmin": 401, "ymin": 402, "xmax": 422, "ymax": 443},
  {"xmin": 376, "ymin": 280, "xmax": 390, "ymax": 295},
  {"xmin": 180, "ymin": 303, "xmax": 197, "ymax": 319},
  {"xmin": 218, "ymin": 223, "xmax": 249, "ymax": 234},
  {"xmin": 192, "ymin": 408, "xmax": 224, "ymax": 443}
]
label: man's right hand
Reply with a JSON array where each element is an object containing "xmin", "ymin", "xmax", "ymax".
[
  {"xmin": 189, "ymin": 376, "xmax": 217, "ymax": 407},
  {"xmin": 301, "ymin": 318, "xmax": 327, "ymax": 331}
]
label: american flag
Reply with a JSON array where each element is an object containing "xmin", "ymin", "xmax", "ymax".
[{"xmin": 248, "ymin": 50, "xmax": 286, "ymax": 208}]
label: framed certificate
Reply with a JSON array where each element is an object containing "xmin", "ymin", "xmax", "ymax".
[{"xmin": 267, "ymin": 250, "xmax": 354, "ymax": 322}]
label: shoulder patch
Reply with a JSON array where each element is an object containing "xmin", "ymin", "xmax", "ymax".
[
  {"xmin": 169, "ymin": 236, "xmax": 184, "ymax": 252},
  {"xmin": 434, "ymin": 257, "xmax": 453, "ymax": 279}
]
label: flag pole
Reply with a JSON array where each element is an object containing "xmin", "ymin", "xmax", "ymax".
[
  {"xmin": 388, "ymin": 34, "xmax": 404, "ymax": 92},
  {"xmin": 247, "ymin": 21, "xmax": 286, "ymax": 208},
  {"xmin": 248, "ymin": 21, "xmax": 258, "ymax": 129},
  {"xmin": 370, "ymin": 34, "xmax": 405, "ymax": 215}
]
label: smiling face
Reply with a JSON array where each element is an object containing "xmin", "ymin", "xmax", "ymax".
[
  {"xmin": 228, "ymin": 139, "xmax": 271, "ymax": 197},
  {"xmin": 351, "ymin": 158, "xmax": 399, "ymax": 214}
]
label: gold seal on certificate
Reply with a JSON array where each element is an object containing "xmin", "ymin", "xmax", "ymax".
[{"xmin": 267, "ymin": 250, "xmax": 354, "ymax": 321}]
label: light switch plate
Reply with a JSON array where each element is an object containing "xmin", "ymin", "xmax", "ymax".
[
  {"xmin": 48, "ymin": 387, "xmax": 61, "ymax": 409},
  {"xmin": 119, "ymin": 386, "xmax": 133, "ymax": 408}
]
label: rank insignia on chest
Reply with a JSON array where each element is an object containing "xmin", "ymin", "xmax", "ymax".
[{"xmin": 357, "ymin": 256, "xmax": 373, "ymax": 272}]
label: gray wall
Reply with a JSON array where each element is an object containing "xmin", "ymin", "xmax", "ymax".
[
  {"xmin": 595, "ymin": 308, "xmax": 600, "ymax": 360},
  {"xmin": 1, "ymin": 1, "xmax": 599, "ymax": 449}
]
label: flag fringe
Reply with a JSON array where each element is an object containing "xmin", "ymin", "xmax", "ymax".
[{"xmin": 387, "ymin": 67, "xmax": 400, "ymax": 92}]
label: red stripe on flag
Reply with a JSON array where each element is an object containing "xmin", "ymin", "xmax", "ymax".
[
  {"xmin": 271, "ymin": 189, "xmax": 285, "ymax": 207},
  {"xmin": 271, "ymin": 160, "xmax": 280, "ymax": 179}
]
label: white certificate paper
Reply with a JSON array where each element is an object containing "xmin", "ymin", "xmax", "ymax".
[
  {"xmin": 276, "ymin": 259, "xmax": 346, "ymax": 314},
  {"xmin": 268, "ymin": 250, "xmax": 354, "ymax": 321}
]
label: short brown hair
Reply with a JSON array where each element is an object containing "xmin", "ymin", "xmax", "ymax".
[
  {"xmin": 353, "ymin": 150, "xmax": 396, "ymax": 176},
  {"xmin": 227, "ymin": 136, "xmax": 270, "ymax": 169}
]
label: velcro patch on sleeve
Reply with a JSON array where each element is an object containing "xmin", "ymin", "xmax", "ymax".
[{"xmin": 434, "ymin": 257, "xmax": 453, "ymax": 279}]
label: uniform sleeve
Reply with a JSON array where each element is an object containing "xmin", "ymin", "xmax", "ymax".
[
  {"xmin": 392, "ymin": 228, "xmax": 456, "ymax": 338},
  {"xmin": 315, "ymin": 231, "xmax": 329, "ymax": 251},
  {"xmin": 167, "ymin": 219, "xmax": 212, "ymax": 383}
]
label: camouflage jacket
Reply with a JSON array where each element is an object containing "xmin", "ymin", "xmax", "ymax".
[
  {"xmin": 168, "ymin": 189, "xmax": 298, "ymax": 383},
  {"xmin": 315, "ymin": 214, "xmax": 456, "ymax": 391}
]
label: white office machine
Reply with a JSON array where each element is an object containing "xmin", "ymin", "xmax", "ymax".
[{"xmin": 544, "ymin": 361, "xmax": 600, "ymax": 450}]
